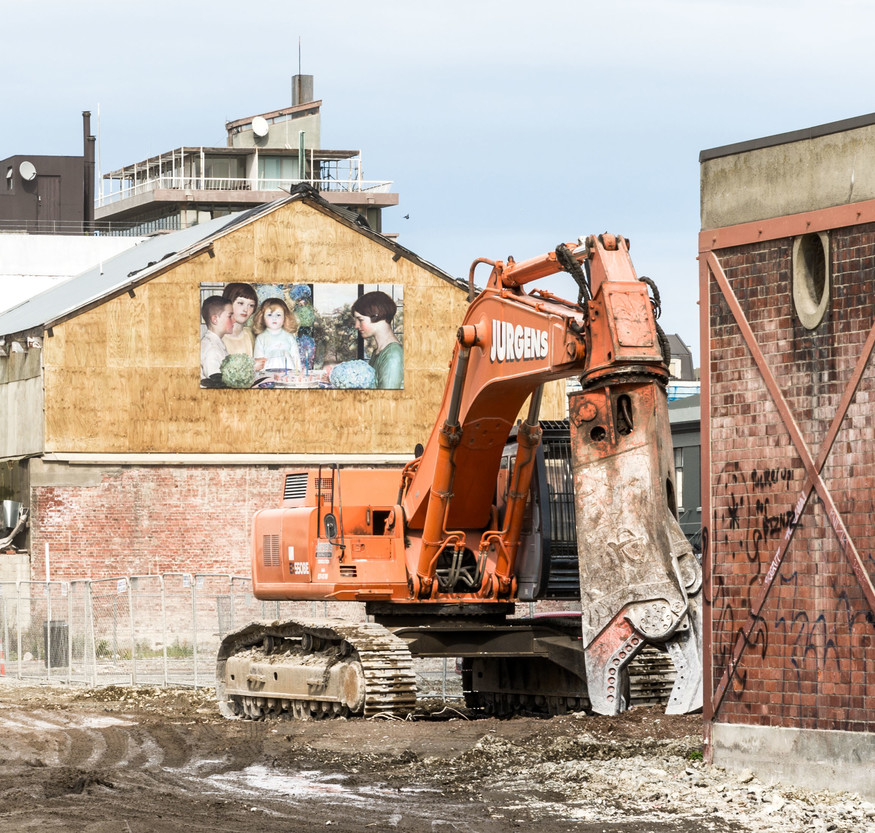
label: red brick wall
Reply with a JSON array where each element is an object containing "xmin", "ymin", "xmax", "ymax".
[
  {"xmin": 707, "ymin": 225, "xmax": 875, "ymax": 732},
  {"xmin": 30, "ymin": 466, "xmax": 285, "ymax": 581}
]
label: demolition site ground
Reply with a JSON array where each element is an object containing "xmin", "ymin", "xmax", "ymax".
[{"xmin": 0, "ymin": 682, "xmax": 871, "ymax": 833}]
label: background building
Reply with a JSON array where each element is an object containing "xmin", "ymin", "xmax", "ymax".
[
  {"xmin": 1, "ymin": 112, "xmax": 95, "ymax": 234},
  {"xmin": 0, "ymin": 189, "xmax": 568, "ymax": 585},
  {"xmin": 700, "ymin": 113, "xmax": 875, "ymax": 799},
  {"xmin": 95, "ymin": 75, "xmax": 398, "ymax": 236},
  {"xmin": 668, "ymin": 393, "xmax": 701, "ymax": 550}
]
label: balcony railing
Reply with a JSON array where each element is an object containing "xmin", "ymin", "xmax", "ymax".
[{"xmin": 95, "ymin": 176, "xmax": 393, "ymax": 209}]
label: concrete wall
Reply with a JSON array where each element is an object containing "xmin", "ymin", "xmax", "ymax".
[
  {"xmin": 701, "ymin": 117, "xmax": 875, "ymax": 229},
  {"xmin": 711, "ymin": 723, "xmax": 875, "ymax": 801},
  {"xmin": 0, "ymin": 349, "xmax": 44, "ymax": 459},
  {"xmin": 231, "ymin": 113, "xmax": 321, "ymax": 151},
  {"xmin": 0, "ymin": 552, "xmax": 30, "ymax": 583}
]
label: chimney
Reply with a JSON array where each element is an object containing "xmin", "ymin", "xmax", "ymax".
[
  {"xmin": 292, "ymin": 74, "xmax": 314, "ymax": 106},
  {"xmin": 82, "ymin": 111, "xmax": 95, "ymax": 231}
]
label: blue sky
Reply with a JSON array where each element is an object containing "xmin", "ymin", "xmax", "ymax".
[{"xmin": 5, "ymin": 0, "xmax": 874, "ymax": 363}]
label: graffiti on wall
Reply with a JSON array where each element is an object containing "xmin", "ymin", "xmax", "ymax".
[{"xmin": 709, "ymin": 460, "xmax": 875, "ymax": 723}]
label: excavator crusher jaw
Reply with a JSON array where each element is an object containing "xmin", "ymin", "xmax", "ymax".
[{"xmin": 569, "ymin": 382, "xmax": 703, "ymax": 716}]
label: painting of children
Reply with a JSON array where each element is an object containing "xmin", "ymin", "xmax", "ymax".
[{"xmin": 198, "ymin": 282, "xmax": 403, "ymax": 389}]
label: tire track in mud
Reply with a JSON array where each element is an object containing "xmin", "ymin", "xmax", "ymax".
[
  {"xmin": 0, "ymin": 708, "xmax": 199, "ymax": 771},
  {"xmin": 0, "ymin": 707, "xmax": 482, "ymax": 833}
]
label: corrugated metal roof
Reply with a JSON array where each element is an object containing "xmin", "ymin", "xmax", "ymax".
[
  {"xmin": 0, "ymin": 187, "xmax": 467, "ymax": 339},
  {"xmin": 0, "ymin": 199, "xmax": 282, "ymax": 337}
]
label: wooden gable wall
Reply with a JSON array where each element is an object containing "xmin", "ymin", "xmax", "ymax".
[{"xmin": 41, "ymin": 201, "xmax": 474, "ymax": 455}]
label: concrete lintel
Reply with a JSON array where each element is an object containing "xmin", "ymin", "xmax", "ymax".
[
  {"xmin": 711, "ymin": 722, "xmax": 875, "ymax": 801},
  {"xmin": 40, "ymin": 453, "xmax": 413, "ymax": 467},
  {"xmin": 700, "ymin": 121, "xmax": 875, "ymax": 228},
  {"xmin": 29, "ymin": 457, "xmax": 122, "ymax": 487}
]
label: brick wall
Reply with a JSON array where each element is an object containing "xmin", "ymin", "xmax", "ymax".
[
  {"xmin": 30, "ymin": 466, "xmax": 285, "ymax": 581},
  {"xmin": 707, "ymin": 225, "xmax": 875, "ymax": 732}
]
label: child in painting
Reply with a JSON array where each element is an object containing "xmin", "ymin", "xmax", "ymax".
[
  {"xmin": 200, "ymin": 296, "xmax": 234, "ymax": 379},
  {"xmin": 252, "ymin": 297, "xmax": 302, "ymax": 373},
  {"xmin": 221, "ymin": 282, "xmax": 258, "ymax": 356}
]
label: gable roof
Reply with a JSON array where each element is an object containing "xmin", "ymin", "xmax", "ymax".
[
  {"xmin": 0, "ymin": 188, "xmax": 465, "ymax": 339},
  {"xmin": 0, "ymin": 203, "xmax": 271, "ymax": 338}
]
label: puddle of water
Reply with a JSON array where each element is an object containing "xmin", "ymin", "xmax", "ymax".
[
  {"xmin": 208, "ymin": 766, "xmax": 369, "ymax": 802},
  {"xmin": 71, "ymin": 715, "xmax": 134, "ymax": 729},
  {"xmin": 205, "ymin": 765, "xmax": 438, "ymax": 805}
]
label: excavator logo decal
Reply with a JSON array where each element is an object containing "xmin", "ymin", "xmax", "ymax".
[{"xmin": 489, "ymin": 320, "xmax": 548, "ymax": 363}]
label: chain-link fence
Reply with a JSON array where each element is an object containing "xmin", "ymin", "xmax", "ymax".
[{"xmin": 0, "ymin": 574, "xmax": 460, "ymax": 699}]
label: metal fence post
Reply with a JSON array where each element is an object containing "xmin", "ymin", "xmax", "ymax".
[
  {"xmin": 1, "ymin": 587, "xmax": 8, "ymax": 681},
  {"xmin": 229, "ymin": 577, "xmax": 235, "ymax": 633},
  {"xmin": 87, "ymin": 580, "xmax": 97, "ymax": 686},
  {"xmin": 66, "ymin": 583, "xmax": 73, "ymax": 684},
  {"xmin": 160, "ymin": 574, "xmax": 168, "ymax": 687},
  {"xmin": 16, "ymin": 581, "xmax": 22, "ymax": 679},
  {"xmin": 128, "ymin": 578, "xmax": 136, "ymax": 685},
  {"xmin": 191, "ymin": 575, "xmax": 198, "ymax": 689},
  {"xmin": 112, "ymin": 592, "xmax": 118, "ymax": 661},
  {"xmin": 46, "ymin": 583, "xmax": 53, "ymax": 683}
]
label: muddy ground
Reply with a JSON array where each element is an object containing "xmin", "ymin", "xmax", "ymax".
[{"xmin": 0, "ymin": 682, "xmax": 870, "ymax": 833}]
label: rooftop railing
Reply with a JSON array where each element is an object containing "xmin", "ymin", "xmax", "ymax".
[
  {"xmin": 0, "ymin": 219, "xmax": 147, "ymax": 236},
  {"xmin": 95, "ymin": 175, "xmax": 393, "ymax": 209}
]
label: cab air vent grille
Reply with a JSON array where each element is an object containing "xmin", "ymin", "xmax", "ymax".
[
  {"xmin": 283, "ymin": 473, "xmax": 308, "ymax": 501},
  {"xmin": 263, "ymin": 534, "xmax": 280, "ymax": 568}
]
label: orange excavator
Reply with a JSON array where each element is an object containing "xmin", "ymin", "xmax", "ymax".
[{"xmin": 216, "ymin": 234, "xmax": 702, "ymax": 720}]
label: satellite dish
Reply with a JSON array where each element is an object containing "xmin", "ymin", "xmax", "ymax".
[
  {"xmin": 251, "ymin": 116, "xmax": 269, "ymax": 138},
  {"xmin": 19, "ymin": 161, "xmax": 37, "ymax": 181}
]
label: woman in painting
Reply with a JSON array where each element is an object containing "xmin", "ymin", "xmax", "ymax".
[
  {"xmin": 351, "ymin": 290, "xmax": 403, "ymax": 389},
  {"xmin": 221, "ymin": 282, "xmax": 258, "ymax": 357}
]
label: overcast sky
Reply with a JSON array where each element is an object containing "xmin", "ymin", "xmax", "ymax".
[{"xmin": 5, "ymin": 0, "xmax": 874, "ymax": 363}]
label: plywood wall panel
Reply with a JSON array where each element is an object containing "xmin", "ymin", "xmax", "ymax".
[{"xmin": 42, "ymin": 201, "xmax": 475, "ymax": 455}]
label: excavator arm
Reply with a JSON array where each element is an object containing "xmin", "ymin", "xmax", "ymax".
[{"xmin": 399, "ymin": 233, "xmax": 702, "ymax": 713}]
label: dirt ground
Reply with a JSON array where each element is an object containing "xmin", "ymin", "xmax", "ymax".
[{"xmin": 0, "ymin": 682, "xmax": 870, "ymax": 833}]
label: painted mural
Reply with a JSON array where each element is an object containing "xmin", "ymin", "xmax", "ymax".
[{"xmin": 199, "ymin": 282, "xmax": 404, "ymax": 390}]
